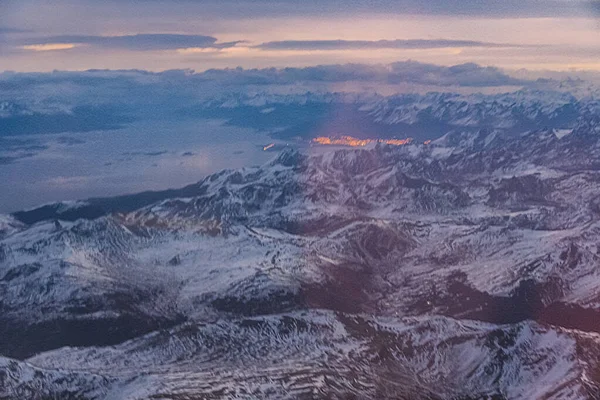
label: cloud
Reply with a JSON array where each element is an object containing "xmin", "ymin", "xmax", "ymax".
[
  {"xmin": 0, "ymin": 60, "xmax": 526, "ymax": 91},
  {"xmin": 54, "ymin": 0, "xmax": 599, "ymax": 18},
  {"xmin": 200, "ymin": 61, "xmax": 525, "ymax": 87},
  {"xmin": 0, "ymin": 27, "xmax": 29, "ymax": 34},
  {"xmin": 0, "ymin": 138, "xmax": 49, "ymax": 165},
  {"xmin": 123, "ymin": 150, "xmax": 169, "ymax": 157},
  {"xmin": 45, "ymin": 175, "xmax": 92, "ymax": 188},
  {"xmin": 22, "ymin": 43, "xmax": 78, "ymax": 51},
  {"xmin": 387, "ymin": 61, "xmax": 524, "ymax": 86},
  {"xmin": 0, "ymin": 27, "xmax": 30, "ymax": 51},
  {"xmin": 256, "ymin": 39, "xmax": 527, "ymax": 51},
  {"xmin": 21, "ymin": 34, "xmax": 241, "ymax": 52}
]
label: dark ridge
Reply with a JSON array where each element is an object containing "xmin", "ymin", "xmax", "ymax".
[
  {"xmin": 540, "ymin": 303, "xmax": 600, "ymax": 333},
  {"xmin": 0, "ymin": 313, "xmax": 185, "ymax": 360},
  {"xmin": 211, "ymin": 290, "xmax": 302, "ymax": 316},
  {"xmin": 11, "ymin": 181, "xmax": 208, "ymax": 225},
  {"xmin": 416, "ymin": 273, "xmax": 600, "ymax": 335},
  {"xmin": 12, "ymin": 204, "xmax": 107, "ymax": 225},
  {"xmin": 0, "ymin": 263, "xmax": 42, "ymax": 282},
  {"xmin": 487, "ymin": 174, "xmax": 552, "ymax": 208}
]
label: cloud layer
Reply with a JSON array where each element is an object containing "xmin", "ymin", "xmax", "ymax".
[
  {"xmin": 2, "ymin": 0, "xmax": 597, "ymax": 72},
  {"xmin": 256, "ymin": 39, "xmax": 526, "ymax": 51},
  {"xmin": 20, "ymin": 34, "xmax": 241, "ymax": 51},
  {"xmin": 200, "ymin": 61, "xmax": 525, "ymax": 87},
  {"xmin": 33, "ymin": 0, "xmax": 597, "ymax": 18},
  {"xmin": 0, "ymin": 27, "xmax": 28, "ymax": 34},
  {"xmin": 19, "ymin": 35, "xmax": 528, "ymax": 53}
]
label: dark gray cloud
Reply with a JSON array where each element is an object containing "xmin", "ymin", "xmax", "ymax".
[
  {"xmin": 0, "ymin": 138, "xmax": 49, "ymax": 165},
  {"xmin": 0, "ymin": 27, "xmax": 29, "ymax": 34},
  {"xmin": 0, "ymin": 61, "xmax": 528, "ymax": 90},
  {"xmin": 0, "ymin": 27, "xmax": 29, "ymax": 51},
  {"xmin": 256, "ymin": 39, "xmax": 528, "ymax": 51},
  {"xmin": 588, "ymin": 0, "xmax": 600, "ymax": 14},
  {"xmin": 85, "ymin": 0, "xmax": 600, "ymax": 18},
  {"xmin": 123, "ymin": 150, "xmax": 169, "ymax": 157},
  {"xmin": 22, "ymin": 34, "xmax": 241, "ymax": 51}
]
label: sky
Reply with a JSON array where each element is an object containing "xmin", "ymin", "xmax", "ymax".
[{"xmin": 0, "ymin": 0, "xmax": 599, "ymax": 72}]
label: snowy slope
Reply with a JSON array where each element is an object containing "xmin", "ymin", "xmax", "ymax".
[{"xmin": 2, "ymin": 114, "xmax": 600, "ymax": 399}]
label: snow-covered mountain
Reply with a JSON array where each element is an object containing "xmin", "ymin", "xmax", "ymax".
[
  {"xmin": 193, "ymin": 89, "xmax": 600, "ymax": 140},
  {"xmin": 2, "ymin": 115, "xmax": 600, "ymax": 399}
]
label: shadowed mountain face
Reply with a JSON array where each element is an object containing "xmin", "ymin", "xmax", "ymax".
[{"xmin": 2, "ymin": 115, "xmax": 600, "ymax": 399}]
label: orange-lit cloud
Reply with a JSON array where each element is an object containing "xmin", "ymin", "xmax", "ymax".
[
  {"xmin": 22, "ymin": 43, "xmax": 78, "ymax": 51},
  {"xmin": 176, "ymin": 47, "xmax": 223, "ymax": 54}
]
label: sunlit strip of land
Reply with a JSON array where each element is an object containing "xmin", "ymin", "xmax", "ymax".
[{"xmin": 312, "ymin": 136, "xmax": 417, "ymax": 147}]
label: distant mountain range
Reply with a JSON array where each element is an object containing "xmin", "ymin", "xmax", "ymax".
[
  {"xmin": 186, "ymin": 89, "xmax": 600, "ymax": 142},
  {"xmin": 3, "ymin": 85, "xmax": 599, "ymax": 141}
]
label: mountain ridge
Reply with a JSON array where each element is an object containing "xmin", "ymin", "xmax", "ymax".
[{"xmin": 2, "ymin": 119, "xmax": 600, "ymax": 399}]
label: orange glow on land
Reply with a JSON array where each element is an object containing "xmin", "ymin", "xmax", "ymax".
[
  {"xmin": 312, "ymin": 136, "xmax": 413, "ymax": 147},
  {"xmin": 424, "ymin": 140, "xmax": 432, "ymax": 145},
  {"xmin": 263, "ymin": 143, "xmax": 275, "ymax": 151}
]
